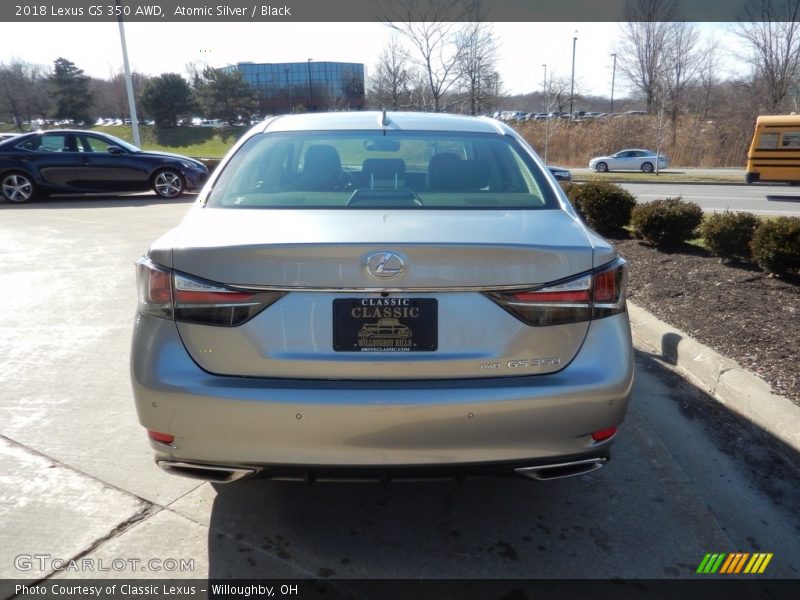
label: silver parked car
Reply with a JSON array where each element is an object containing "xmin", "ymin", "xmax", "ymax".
[
  {"xmin": 589, "ymin": 148, "xmax": 668, "ymax": 173},
  {"xmin": 131, "ymin": 111, "xmax": 633, "ymax": 483}
]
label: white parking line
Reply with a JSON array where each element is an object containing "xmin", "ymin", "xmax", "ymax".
[
  {"xmin": 635, "ymin": 194, "xmax": 752, "ymax": 200},
  {"xmin": 704, "ymin": 208, "xmax": 800, "ymax": 215}
]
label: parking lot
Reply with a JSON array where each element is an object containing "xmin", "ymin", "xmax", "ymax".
[{"xmin": 1, "ymin": 195, "xmax": 799, "ymax": 588}]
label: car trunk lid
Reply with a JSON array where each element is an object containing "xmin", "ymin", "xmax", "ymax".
[{"xmin": 168, "ymin": 208, "xmax": 598, "ymax": 380}]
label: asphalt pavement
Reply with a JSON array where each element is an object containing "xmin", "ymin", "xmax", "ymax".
[
  {"xmin": 0, "ymin": 195, "xmax": 798, "ymax": 591},
  {"xmin": 571, "ymin": 168, "xmax": 800, "ymax": 216}
]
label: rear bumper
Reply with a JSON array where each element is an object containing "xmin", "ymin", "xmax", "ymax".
[
  {"xmin": 131, "ymin": 312, "xmax": 633, "ymax": 469},
  {"xmin": 155, "ymin": 454, "xmax": 610, "ymax": 483}
]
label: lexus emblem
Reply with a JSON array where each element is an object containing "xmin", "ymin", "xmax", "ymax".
[{"xmin": 365, "ymin": 252, "xmax": 405, "ymax": 279}]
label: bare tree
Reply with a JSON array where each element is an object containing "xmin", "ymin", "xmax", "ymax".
[
  {"xmin": 736, "ymin": 0, "xmax": 800, "ymax": 113},
  {"xmin": 404, "ymin": 66, "xmax": 433, "ymax": 111},
  {"xmin": 616, "ymin": 0, "xmax": 682, "ymax": 114},
  {"xmin": 455, "ymin": 21, "xmax": 499, "ymax": 115},
  {"xmin": 547, "ymin": 75, "xmax": 576, "ymax": 115},
  {"xmin": 695, "ymin": 39, "xmax": 722, "ymax": 119},
  {"xmin": 662, "ymin": 22, "xmax": 701, "ymax": 142},
  {"xmin": 384, "ymin": 0, "xmax": 472, "ymax": 111},
  {"xmin": 0, "ymin": 61, "xmax": 51, "ymax": 127},
  {"xmin": 91, "ymin": 71, "xmax": 148, "ymax": 121},
  {"xmin": 368, "ymin": 35, "xmax": 412, "ymax": 110}
]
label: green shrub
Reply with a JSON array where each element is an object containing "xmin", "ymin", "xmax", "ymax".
[
  {"xmin": 566, "ymin": 179, "xmax": 636, "ymax": 234},
  {"xmin": 700, "ymin": 211, "xmax": 760, "ymax": 260},
  {"xmin": 630, "ymin": 197, "xmax": 703, "ymax": 246},
  {"xmin": 751, "ymin": 217, "xmax": 800, "ymax": 275}
]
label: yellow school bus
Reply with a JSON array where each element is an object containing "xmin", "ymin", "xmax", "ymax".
[{"xmin": 746, "ymin": 115, "xmax": 800, "ymax": 184}]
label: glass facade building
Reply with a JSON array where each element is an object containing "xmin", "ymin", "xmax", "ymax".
[{"xmin": 220, "ymin": 61, "xmax": 366, "ymax": 113}]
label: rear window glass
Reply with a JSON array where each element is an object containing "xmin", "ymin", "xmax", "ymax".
[{"xmin": 206, "ymin": 130, "xmax": 557, "ymax": 210}]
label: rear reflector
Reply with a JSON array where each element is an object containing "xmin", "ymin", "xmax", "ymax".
[
  {"xmin": 147, "ymin": 430, "xmax": 175, "ymax": 444},
  {"xmin": 591, "ymin": 427, "xmax": 617, "ymax": 442}
]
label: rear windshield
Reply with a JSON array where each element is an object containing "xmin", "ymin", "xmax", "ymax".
[{"xmin": 206, "ymin": 130, "xmax": 558, "ymax": 209}]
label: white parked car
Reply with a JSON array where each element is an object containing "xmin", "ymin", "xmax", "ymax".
[
  {"xmin": 589, "ymin": 149, "xmax": 668, "ymax": 173},
  {"xmin": 500, "ymin": 111, "xmax": 528, "ymax": 122}
]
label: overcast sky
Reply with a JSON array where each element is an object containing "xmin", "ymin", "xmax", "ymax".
[{"xmin": 0, "ymin": 21, "xmax": 745, "ymax": 99}]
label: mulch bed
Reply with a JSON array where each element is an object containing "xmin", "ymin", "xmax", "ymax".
[{"xmin": 612, "ymin": 237, "xmax": 800, "ymax": 405}]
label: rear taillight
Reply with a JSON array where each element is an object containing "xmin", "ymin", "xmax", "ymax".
[
  {"xmin": 487, "ymin": 259, "xmax": 628, "ymax": 326},
  {"xmin": 136, "ymin": 257, "xmax": 284, "ymax": 327}
]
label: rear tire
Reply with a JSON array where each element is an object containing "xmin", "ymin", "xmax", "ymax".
[
  {"xmin": 595, "ymin": 162, "xmax": 608, "ymax": 173},
  {"xmin": 641, "ymin": 162, "xmax": 654, "ymax": 173},
  {"xmin": 153, "ymin": 169, "xmax": 185, "ymax": 199},
  {"xmin": 1, "ymin": 172, "xmax": 36, "ymax": 203}
]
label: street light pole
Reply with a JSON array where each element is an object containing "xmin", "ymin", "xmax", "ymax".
[
  {"xmin": 569, "ymin": 34, "xmax": 577, "ymax": 120},
  {"xmin": 610, "ymin": 53, "xmax": 617, "ymax": 114},
  {"xmin": 307, "ymin": 58, "xmax": 312, "ymax": 111},
  {"xmin": 494, "ymin": 72, "xmax": 499, "ymax": 112},
  {"xmin": 284, "ymin": 68, "xmax": 290, "ymax": 113},
  {"xmin": 116, "ymin": 0, "xmax": 140, "ymax": 146},
  {"xmin": 541, "ymin": 64, "xmax": 547, "ymax": 113},
  {"xmin": 542, "ymin": 63, "xmax": 549, "ymax": 165}
]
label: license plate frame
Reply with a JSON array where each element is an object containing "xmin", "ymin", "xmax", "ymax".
[{"xmin": 333, "ymin": 298, "xmax": 438, "ymax": 352}]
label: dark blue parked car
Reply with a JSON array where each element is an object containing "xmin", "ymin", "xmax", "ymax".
[{"xmin": 0, "ymin": 129, "xmax": 208, "ymax": 203}]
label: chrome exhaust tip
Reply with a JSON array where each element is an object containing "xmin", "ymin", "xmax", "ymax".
[
  {"xmin": 514, "ymin": 458, "xmax": 608, "ymax": 481},
  {"xmin": 156, "ymin": 460, "xmax": 257, "ymax": 483}
]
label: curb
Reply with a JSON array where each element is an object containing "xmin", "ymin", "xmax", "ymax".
[
  {"xmin": 574, "ymin": 179, "xmax": 747, "ymax": 186},
  {"xmin": 627, "ymin": 302, "xmax": 800, "ymax": 464}
]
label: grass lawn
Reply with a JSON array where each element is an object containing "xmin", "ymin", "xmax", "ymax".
[
  {"xmin": 95, "ymin": 125, "xmax": 246, "ymax": 158},
  {"xmin": 0, "ymin": 123, "xmax": 246, "ymax": 158},
  {"xmin": 574, "ymin": 170, "xmax": 745, "ymax": 183}
]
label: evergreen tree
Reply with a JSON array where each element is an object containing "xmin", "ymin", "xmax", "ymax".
[
  {"xmin": 141, "ymin": 73, "xmax": 195, "ymax": 127},
  {"xmin": 50, "ymin": 57, "xmax": 93, "ymax": 124},
  {"xmin": 196, "ymin": 68, "xmax": 257, "ymax": 124}
]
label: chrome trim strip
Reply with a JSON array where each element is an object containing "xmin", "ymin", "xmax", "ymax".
[
  {"xmin": 156, "ymin": 460, "xmax": 256, "ymax": 483},
  {"xmin": 222, "ymin": 258, "xmax": 627, "ymax": 295},
  {"xmin": 226, "ymin": 283, "xmax": 546, "ymax": 293},
  {"xmin": 174, "ymin": 302, "xmax": 262, "ymax": 308},
  {"xmin": 514, "ymin": 458, "xmax": 607, "ymax": 481}
]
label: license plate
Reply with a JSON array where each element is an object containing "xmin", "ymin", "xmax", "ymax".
[{"xmin": 333, "ymin": 298, "xmax": 437, "ymax": 352}]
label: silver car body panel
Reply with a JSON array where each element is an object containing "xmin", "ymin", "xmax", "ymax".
[
  {"xmin": 132, "ymin": 313, "xmax": 632, "ymax": 467},
  {"xmin": 168, "ymin": 207, "xmax": 594, "ymax": 288},
  {"xmin": 165, "ymin": 208, "xmax": 598, "ymax": 379},
  {"xmin": 132, "ymin": 111, "xmax": 634, "ymax": 476},
  {"xmin": 260, "ymin": 111, "xmax": 509, "ymax": 135},
  {"xmin": 176, "ymin": 291, "xmax": 590, "ymax": 379}
]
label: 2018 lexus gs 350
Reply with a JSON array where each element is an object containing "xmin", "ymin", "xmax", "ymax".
[{"xmin": 131, "ymin": 111, "xmax": 633, "ymax": 484}]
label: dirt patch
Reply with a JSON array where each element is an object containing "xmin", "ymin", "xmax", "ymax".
[{"xmin": 613, "ymin": 237, "xmax": 800, "ymax": 405}]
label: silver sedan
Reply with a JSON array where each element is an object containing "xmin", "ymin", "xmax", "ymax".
[
  {"xmin": 131, "ymin": 111, "xmax": 633, "ymax": 484},
  {"xmin": 589, "ymin": 149, "xmax": 668, "ymax": 173}
]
